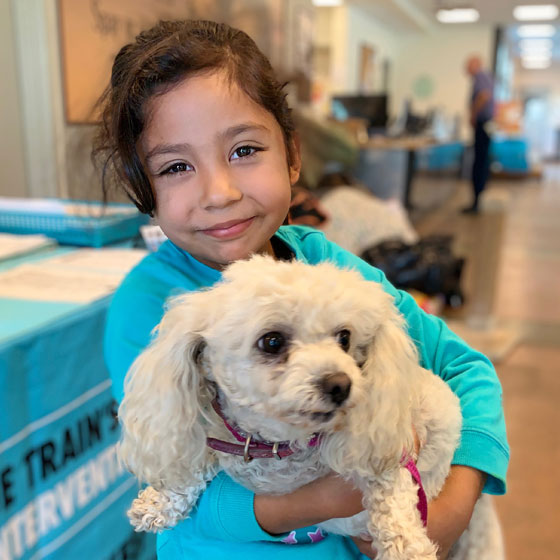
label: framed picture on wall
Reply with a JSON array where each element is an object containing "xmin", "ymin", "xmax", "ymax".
[
  {"xmin": 358, "ymin": 43, "xmax": 375, "ymax": 93},
  {"xmin": 58, "ymin": 0, "xmax": 289, "ymax": 124},
  {"xmin": 58, "ymin": 0, "xmax": 195, "ymax": 123}
]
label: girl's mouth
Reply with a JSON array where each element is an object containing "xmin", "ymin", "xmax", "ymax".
[{"xmin": 201, "ymin": 217, "xmax": 255, "ymax": 239}]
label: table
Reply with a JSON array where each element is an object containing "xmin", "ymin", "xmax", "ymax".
[
  {"xmin": 353, "ymin": 136, "xmax": 465, "ymax": 209},
  {"xmin": 0, "ymin": 246, "xmax": 155, "ymax": 560}
]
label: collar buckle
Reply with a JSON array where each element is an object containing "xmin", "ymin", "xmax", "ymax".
[
  {"xmin": 243, "ymin": 435, "xmax": 253, "ymax": 463},
  {"xmin": 271, "ymin": 441, "xmax": 282, "ymax": 460}
]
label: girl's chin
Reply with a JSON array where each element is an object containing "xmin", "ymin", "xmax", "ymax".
[
  {"xmin": 170, "ymin": 229, "xmax": 276, "ymax": 268},
  {"xmin": 191, "ymin": 246, "xmax": 269, "ymax": 270}
]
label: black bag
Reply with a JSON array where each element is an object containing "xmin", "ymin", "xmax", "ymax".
[{"xmin": 360, "ymin": 236, "xmax": 465, "ymax": 308}]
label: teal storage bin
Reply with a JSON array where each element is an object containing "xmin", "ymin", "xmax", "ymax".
[
  {"xmin": 416, "ymin": 142, "xmax": 465, "ymax": 172},
  {"xmin": 490, "ymin": 137, "xmax": 529, "ymax": 173},
  {"xmin": 0, "ymin": 199, "xmax": 149, "ymax": 247}
]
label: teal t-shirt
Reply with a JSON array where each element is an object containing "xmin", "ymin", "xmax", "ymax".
[{"xmin": 105, "ymin": 225, "xmax": 509, "ymax": 559}]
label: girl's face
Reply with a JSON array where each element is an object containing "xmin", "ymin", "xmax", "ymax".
[{"xmin": 139, "ymin": 70, "xmax": 300, "ymax": 270}]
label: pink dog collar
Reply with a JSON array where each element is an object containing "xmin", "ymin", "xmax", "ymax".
[
  {"xmin": 401, "ymin": 455, "xmax": 428, "ymax": 527},
  {"xmin": 206, "ymin": 398, "xmax": 321, "ymax": 462}
]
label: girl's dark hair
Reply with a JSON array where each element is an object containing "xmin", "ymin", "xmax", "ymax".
[{"xmin": 93, "ymin": 19, "xmax": 296, "ymax": 215}]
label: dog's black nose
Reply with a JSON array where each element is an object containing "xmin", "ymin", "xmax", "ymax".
[{"xmin": 321, "ymin": 373, "xmax": 352, "ymax": 405}]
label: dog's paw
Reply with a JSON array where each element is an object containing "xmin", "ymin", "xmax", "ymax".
[{"xmin": 127, "ymin": 486, "xmax": 176, "ymax": 533}]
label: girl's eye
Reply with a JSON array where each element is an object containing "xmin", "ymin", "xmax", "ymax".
[
  {"xmin": 257, "ymin": 331, "xmax": 287, "ymax": 355},
  {"xmin": 231, "ymin": 146, "xmax": 260, "ymax": 160},
  {"xmin": 160, "ymin": 162, "xmax": 192, "ymax": 175},
  {"xmin": 335, "ymin": 329, "xmax": 351, "ymax": 352}
]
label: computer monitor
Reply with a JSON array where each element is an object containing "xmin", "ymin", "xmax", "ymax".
[
  {"xmin": 403, "ymin": 100, "xmax": 432, "ymax": 135},
  {"xmin": 331, "ymin": 94, "xmax": 389, "ymax": 131}
]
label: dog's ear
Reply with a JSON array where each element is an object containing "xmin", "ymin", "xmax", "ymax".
[{"xmin": 118, "ymin": 292, "xmax": 214, "ymax": 490}]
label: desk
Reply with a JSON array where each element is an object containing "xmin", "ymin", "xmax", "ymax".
[
  {"xmin": 354, "ymin": 137, "xmax": 464, "ymax": 209},
  {"xmin": 0, "ymin": 247, "xmax": 155, "ymax": 560}
]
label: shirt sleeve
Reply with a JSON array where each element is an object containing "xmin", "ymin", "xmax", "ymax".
[
  {"xmin": 302, "ymin": 230, "xmax": 509, "ymax": 495},
  {"xmin": 183, "ymin": 472, "xmax": 291, "ymax": 542},
  {"xmin": 104, "ymin": 277, "xmax": 165, "ymax": 403}
]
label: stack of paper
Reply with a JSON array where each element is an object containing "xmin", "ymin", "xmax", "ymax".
[
  {"xmin": 0, "ymin": 233, "xmax": 54, "ymax": 261},
  {"xmin": 0, "ymin": 248, "xmax": 147, "ymax": 304}
]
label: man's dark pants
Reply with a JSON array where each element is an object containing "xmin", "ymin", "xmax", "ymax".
[{"xmin": 471, "ymin": 120, "xmax": 492, "ymax": 209}]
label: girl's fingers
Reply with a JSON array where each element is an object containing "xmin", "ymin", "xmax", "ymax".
[{"xmin": 351, "ymin": 536, "xmax": 378, "ymax": 559}]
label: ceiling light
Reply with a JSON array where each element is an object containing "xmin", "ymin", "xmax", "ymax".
[
  {"xmin": 520, "ymin": 46, "xmax": 553, "ymax": 56},
  {"xmin": 521, "ymin": 53, "xmax": 552, "ymax": 62},
  {"xmin": 520, "ymin": 42, "xmax": 553, "ymax": 56},
  {"xmin": 521, "ymin": 59, "xmax": 552, "ymax": 68},
  {"xmin": 517, "ymin": 24, "xmax": 557, "ymax": 37},
  {"xmin": 519, "ymin": 38, "xmax": 554, "ymax": 50},
  {"xmin": 436, "ymin": 8, "xmax": 480, "ymax": 23},
  {"xmin": 311, "ymin": 0, "xmax": 342, "ymax": 6},
  {"xmin": 513, "ymin": 5, "xmax": 559, "ymax": 21}
]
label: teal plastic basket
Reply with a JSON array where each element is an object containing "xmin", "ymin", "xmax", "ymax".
[{"xmin": 0, "ymin": 199, "xmax": 149, "ymax": 247}]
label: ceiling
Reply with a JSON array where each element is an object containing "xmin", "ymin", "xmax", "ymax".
[
  {"xmin": 414, "ymin": 0, "xmax": 560, "ymax": 26},
  {"xmin": 347, "ymin": 0, "xmax": 560, "ymax": 30},
  {"xmin": 347, "ymin": 0, "xmax": 560, "ymax": 62}
]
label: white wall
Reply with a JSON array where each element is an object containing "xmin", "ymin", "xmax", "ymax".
[
  {"xmin": 0, "ymin": 0, "xmax": 28, "ymax": 197},
  {"xmin": 345, "ymin": 3, "xmax": 400, "ymax": 96},
  {"xmin": 312, "ymin": 4, "xmax": 400, "ymax": 115},
  {"xmin": 391, "ymin": 24, "xmax": 494, "ymax": 138},
  {"xmin": 312, "ymin": 7, "xmax": 494, "ymax": 137}
]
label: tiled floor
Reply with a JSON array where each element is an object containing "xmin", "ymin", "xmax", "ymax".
[{"xmin": 411, "ymin": 165, "xmax": 560, "ymax": 559}]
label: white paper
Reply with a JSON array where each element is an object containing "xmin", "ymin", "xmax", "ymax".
[
  {"xmin": 42, "ymin": 248, "xmax": 147, "ymax": 274},
  {"xmin": 0, "ymin": 233, "xmax": 54, "ymax": 261},
  {"xmin": 0, "ymin": 264, "xmax": 124, "ymax": 303},
  {"xmin": 0, "ymin": 248, "xmax": 147, "ymax": 303},
  {"xmin": 140, "ymin": 225, "xmax": 168, "ymax": 252}
]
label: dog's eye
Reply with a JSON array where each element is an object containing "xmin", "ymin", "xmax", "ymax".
[
  {"xmin": 336, "ymin": 329, "xmax": 351, "ymax": 352},
  {"xmin": 257, "ymin": 332, "xmax": 286, "ymax": 354}
]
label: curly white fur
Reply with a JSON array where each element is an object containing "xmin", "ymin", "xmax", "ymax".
[{"xmin": 119, "ymin": 255, "xmax": 503, "ymax": 559}]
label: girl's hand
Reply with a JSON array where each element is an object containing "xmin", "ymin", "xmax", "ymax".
[
  {"xmin": 351, "ymin": 535, "xmax": 378, "ymax": 559},
  {"xmin": 256, "ymin": 433, "xmax": 485, "ymax": 560},
  {"xmin": 254, "ymin": 472, "xmax": 364, "ymax": 535},
  {"xmin": 255, "ymin": 427, "xmax": 420, "ymax": 536}
]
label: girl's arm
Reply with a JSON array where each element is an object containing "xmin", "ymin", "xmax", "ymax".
[
  {"xmin": 304, "ymin": 231, "xmax": 509, "ymax": 495},
  {"xmin": 171, "ymin": 471, "xmax": 363, "ymax": 545},
  {"xmin": 426, "ymin": 466, "xmax": 486, "ymax": 559},
  {"xmin": 256, "ymin": 466, "xmax": 485, "ymax": 560},
  {"xmin": 254, "ymin": 472, "xmax": 364, "ymax": 534}
]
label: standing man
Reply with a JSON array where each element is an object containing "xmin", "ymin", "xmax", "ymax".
[{"xmin": 464, "ymin": 55, "xmax": 495, "ymax": 214}]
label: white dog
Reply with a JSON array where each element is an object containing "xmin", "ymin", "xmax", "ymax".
[{"xmin": 119, "ymin": 256, "xmax": 503, "ymax": 559}]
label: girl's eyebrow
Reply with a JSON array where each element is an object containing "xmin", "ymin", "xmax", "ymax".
[
  {"xmin": 145, "ymin": 123, "xmax": 270, "ymax": 163},
  {"xmin": 145, "ymin": 142, "xmax": 192, "ymax": 162},
  {"xmin": 220, "ymin": 122, "xmax": 270, "ymax": 140}
]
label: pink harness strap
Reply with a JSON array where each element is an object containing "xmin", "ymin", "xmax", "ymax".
[{"xmin": 402, "ymin": 457, "xmax": 428, "ymax": 527}]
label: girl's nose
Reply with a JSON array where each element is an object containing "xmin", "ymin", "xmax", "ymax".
[{"xmin": 200, "ymin": 166, "xmax": 242, "ymax": 209}]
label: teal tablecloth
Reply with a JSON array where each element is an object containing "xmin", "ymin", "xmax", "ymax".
[{"xmin": 0, "ymin": 248, "xmax": 155, "ymax": 560}]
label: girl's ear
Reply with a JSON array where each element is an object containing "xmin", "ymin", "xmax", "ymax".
[{"xmin": 288, "ymin": 134, "xmax": 302, "ymax": 185}]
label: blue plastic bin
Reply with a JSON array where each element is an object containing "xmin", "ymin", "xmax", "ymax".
[{"xmin": 0, "ymin": 199, "xmax": 149, "ymax": 247}]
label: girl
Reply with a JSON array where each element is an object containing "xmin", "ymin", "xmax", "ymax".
[{"xmin": 95, "ymin": 20, "xmax": 508, "ymax": 560}]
